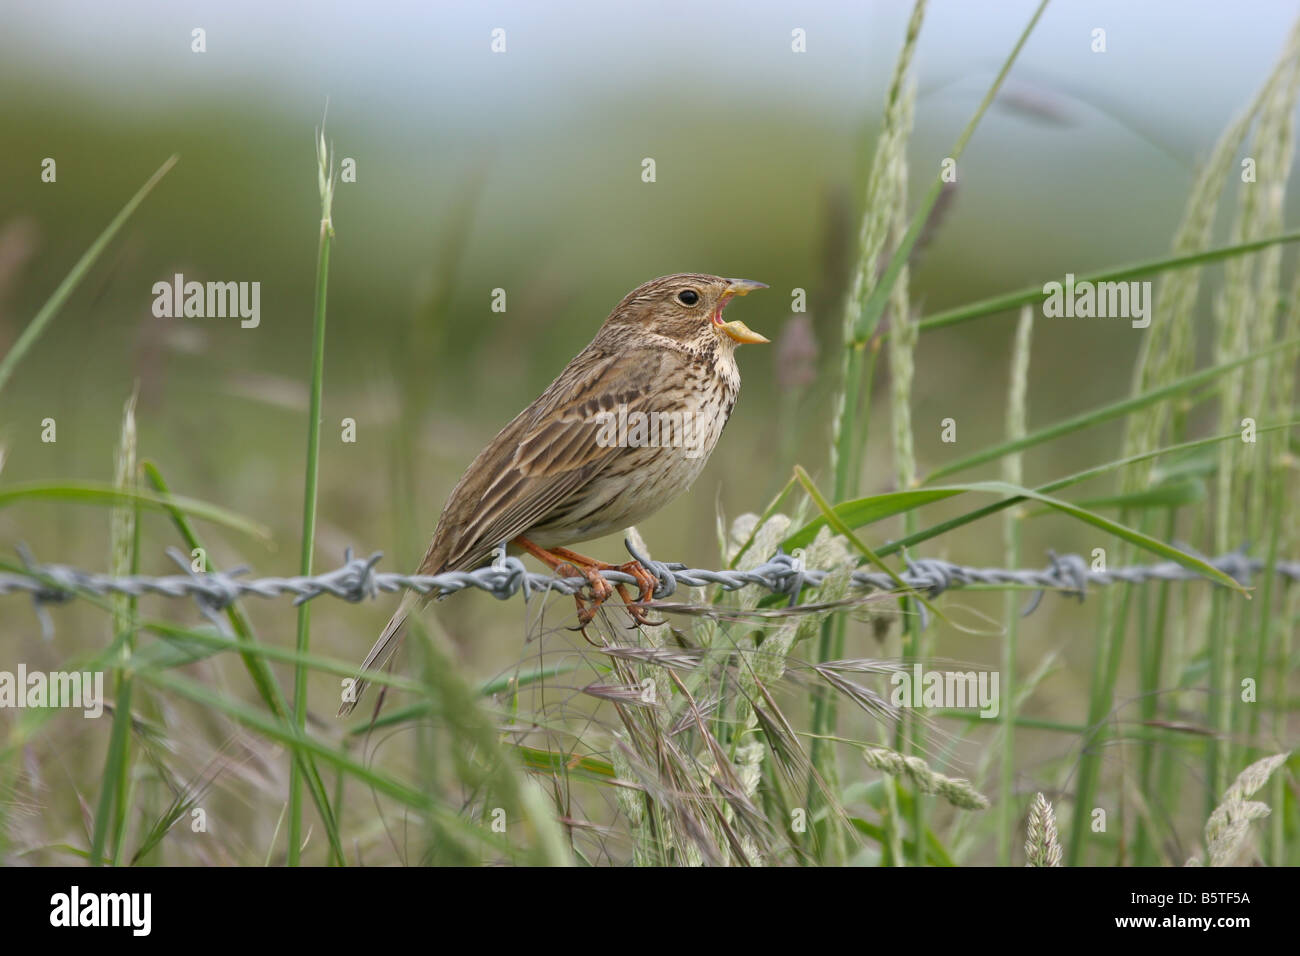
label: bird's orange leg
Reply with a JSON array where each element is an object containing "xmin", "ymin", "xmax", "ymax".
[
  {"xmin": 513, "ymin": 537, "xmax": 613, "ymax": 632},
  {"xmin": 549, "ymin": 546, "xmax": 663, "ymax": 629}
]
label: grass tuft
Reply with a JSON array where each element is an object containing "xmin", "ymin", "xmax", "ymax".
[
  {"xmin": 1195, "ymin": 753, "xmax": 1290, "ymax": 866},
  {"xmin": 1024, "ymin": 792, "xmax": 1062, "ymax": 867}
]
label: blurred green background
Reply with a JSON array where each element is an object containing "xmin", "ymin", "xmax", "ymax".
[{"xmin": 2, "ymin": 1, "xmax": 1298, "ymax": 861}]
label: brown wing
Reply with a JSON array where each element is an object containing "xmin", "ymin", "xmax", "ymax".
[{"xmin": 416, "ymin": 345, "xmax": 669, "ymax": 575}]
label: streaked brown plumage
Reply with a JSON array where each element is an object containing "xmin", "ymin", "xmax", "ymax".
[{"xmin": 339, "ymin": 273, "xmax": 766, "ymax": 716}]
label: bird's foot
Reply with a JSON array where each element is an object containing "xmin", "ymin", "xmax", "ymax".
[
  {"xmin": 514, "ymin": 537, "xmax": 614, "ymax": 641},
  {"xmin": 513, "ymin": 537, "xmax": 663, "ymax": 631},
  {"xmin": 551, "ymin": 546, "xmax": 664, "ymax": 629},
  {"xmin": 558, "ymin": 562, "xmax": 613, "ymax": 643}
]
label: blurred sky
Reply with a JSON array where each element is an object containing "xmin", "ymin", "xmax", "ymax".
[
  {"xmin": 3, "ymin": 0, "xmax": 1296, "ymax": 145},
  {"xmin": 7, "ymin": 1, "xmax": 1299, "ymax": 308}
]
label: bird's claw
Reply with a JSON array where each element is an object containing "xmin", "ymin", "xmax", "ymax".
[
  {"xmin": 615, "ymin": 561, "xmax": 665, "ymax": 628},
  {"xmin": 530, "ymin": 543, "xmax": 664, "ymax": 635},
  {"xmin": 555, "ymin": 561, "xmax": 611, "ymax": 644}
]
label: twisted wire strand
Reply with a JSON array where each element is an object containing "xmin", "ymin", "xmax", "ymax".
[{"xmin": 1, "ymin": 541, "xmax": 1292, "ymax": 635}]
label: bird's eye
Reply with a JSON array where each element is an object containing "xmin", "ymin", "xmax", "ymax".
[{"xmin": 677, "ymin": 289, "xmax": 700, "ymax": 306}]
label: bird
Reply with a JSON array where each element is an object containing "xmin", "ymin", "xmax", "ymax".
[{"xmin": 339, "ymin": 273, "xmax": 767, "ymax": 717}]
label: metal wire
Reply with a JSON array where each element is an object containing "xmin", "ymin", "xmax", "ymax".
[{"xmin": 2, "ymin": 540, "xmax": 1293, "ymax": 636}]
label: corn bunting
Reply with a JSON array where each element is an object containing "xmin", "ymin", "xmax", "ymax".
[{"xmin": 340, "ymin": 273, "xmax": 766, "ymax": 716}]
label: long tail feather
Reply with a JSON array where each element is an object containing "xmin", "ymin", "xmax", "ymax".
[{"xmin": 338, "ymin": 591, "xmax": 418, "ymax": 717}]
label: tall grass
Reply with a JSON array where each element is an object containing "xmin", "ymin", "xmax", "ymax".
[
  {"xmin": 997, "ymin": 307, "xmax": 1033, "ymax": 865},
  {"xmin": 818, "ymin": 0, "xmax": 924, "ymax": 863},
  {"xmin": 0, "ymin": 156, "xmax": 177, "ymax": 397},
  {"xmin": 1068, "ymin": 15, "xmax": 1300, "ymax": 864},
  {"xmin": 89, "ymin": 391, "xmax": 138, "ymax": 866},
  {"xmin": 287, "ymin": 122, "xmax": 338, "ymax": 866}
]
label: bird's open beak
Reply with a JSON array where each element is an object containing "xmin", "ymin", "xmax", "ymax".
[{"xmin": 716, "ymin": 278, "xmax": 769, "ymax": 345}]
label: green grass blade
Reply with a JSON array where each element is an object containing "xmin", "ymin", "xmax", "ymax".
[
  {"xmin": 0, "ymin": 481, "xmax": 270, "ymax": 541},
  {"xmin": 793, "ymin": 466, "xmax": 945, "ymax": 622},
  {"xmin": 0, "ymin": 156, "xmax": 178, "ymax": 395},
  {"xmin": 90, "ymin": 682, "xmax": 133, "ymax": 866},
  {"xmin": 915, "ymin": 230, "xmax": 1300, "ymax": 334},
  {"xmin": 924, "ymin": 337, "xmax": 1300, "ymax": 482},
  {"xmin": 476, "ymin": 662, "xmax": 581, "ymax": 697},
  {"xmin": 138, "ymin": 667, "xmax": 430, "ymax": 810},
  {"xmin": 345, "ymin": 664, "xmax": 581, "ymax": 734},
  {"xmin": 783, "ymin": 423, "xmax": 1297, "ymax": 567},
  {"xmin": 967, "ymin": 480, "xmax": 1246, "ymax": 592},
  {"xmin": 140, "ymin": 460, "xmax": 344, "ymax": 865},
  {"xmin": 847, "ymin": 0, "xmax": 1049, "ymax": 346},
  {"xmin": 511, "ymin": 745, "xmax": 616, "ymax": 782},
  {"xmin": 784, "ymin": 478, "xmax": 1249, "ymax": 593},
  {"xmin": 90, "ymin": 393, "xmax": 139, "ymax": 866},
  {"xmin": 784, "ymin": 487, "xmax": 966, "ymax": 551},
  {"xmin": 289, "ymin": 126, "xmax": 336, "ymax": 865},
  {"xmin": 1053, "ymin": 478, "xmax": 1204, "ymax": 513},
  {"xmin": 135, "ymin": 618, "xmax": 426, "ymax": 696}
]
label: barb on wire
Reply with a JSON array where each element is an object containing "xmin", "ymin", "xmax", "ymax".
[{"xmin": 2, "ymin": 540, "xmax": 1294, "ymax": 636}]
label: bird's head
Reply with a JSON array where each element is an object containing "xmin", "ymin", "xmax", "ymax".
[{"xmin": 602, "ymin": 273, "xmax": 769, "ymax": 350}]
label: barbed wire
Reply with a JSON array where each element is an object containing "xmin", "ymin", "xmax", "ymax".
[{"xmin": 2, "ymin": 540, "xmax": 1294, "ymax": 637}]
